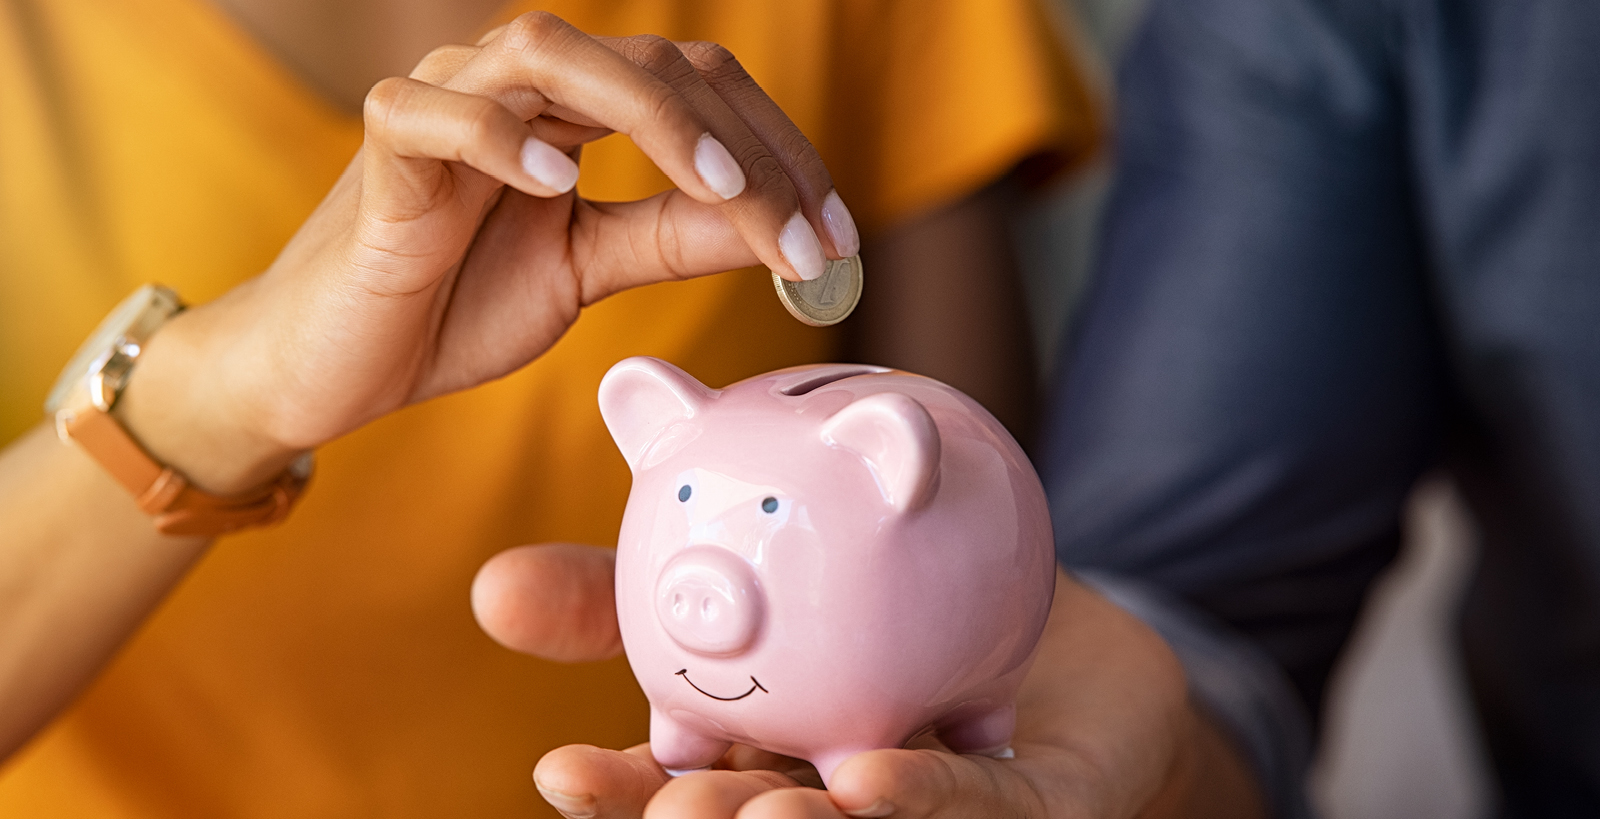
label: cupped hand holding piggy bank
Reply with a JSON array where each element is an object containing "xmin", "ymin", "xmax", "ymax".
[{"xmin": 599, "ymin": 357, "xmax": 1057, "ymax": 785}]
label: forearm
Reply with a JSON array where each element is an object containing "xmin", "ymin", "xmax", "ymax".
[
  {"xmin": 0, "ymin": 293, "xmax": 312, "ymax": 760},
  {"xmin": 0, "ymin": 423, "xmax": 209, "ymax": 760},
  {"xmin": 851, "ymin": 181, "xmax": 1037, "ymax": 443}
]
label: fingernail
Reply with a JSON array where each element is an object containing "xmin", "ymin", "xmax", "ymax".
[
  {"xmin": 779, "ymin": 211, "xmax": 826, "ymax": 280},
  {"xmin": 521, "ymin": 138, "xmax": 579, "ymax": 194},
  {"xmin": 695, "ymin": 133, "xmax": 746, "ymax": 200},
  {"xmin": 535, "ymin": 785, "xmax": 596, "ymax": 819},
  {"xmin": 821, "ymin": 190, "xmax": 860, "ymax": 257},
  {"xmin": 844, "ymin": 798, "xmax": 895, "ymax": 818},
  {"xmin": 662, "ymin": 766, "xmax": 711, "ymax": 777}
]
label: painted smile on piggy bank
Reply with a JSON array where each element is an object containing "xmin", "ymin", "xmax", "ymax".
[
  {"xmin": 675, "ymin": 669, "xmax": 768, "ymax": 701},
  {"xmin": 600, "ymin": 357, "xmax": 1056, "ymax": 786}
]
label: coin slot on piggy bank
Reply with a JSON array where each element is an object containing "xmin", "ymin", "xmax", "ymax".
[
  {"xmin": 774, "ymin": 364, "xmax": 888, "ymax": 396},
  {"xmin": 599, "ymin": 356, "xmax": 1055, "ymax": 785}
]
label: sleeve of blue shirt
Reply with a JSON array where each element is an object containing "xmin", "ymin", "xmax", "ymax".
[{"xmin": 1037, "ymin": 0, "xmax": 1446, "ymax": 814}]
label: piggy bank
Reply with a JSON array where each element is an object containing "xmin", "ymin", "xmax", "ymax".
[{"xmin": 599, "ymin": 357, "xmax": 1056, "ymax": 785}]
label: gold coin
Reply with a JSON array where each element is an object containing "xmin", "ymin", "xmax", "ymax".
[{"xmin": 772, "ymin": 255, "xmax": 863, "ymax": 326}]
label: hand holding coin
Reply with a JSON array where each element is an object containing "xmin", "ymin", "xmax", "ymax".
[{"xmin": 113, "ymin": 15, "xmax": 867, "ymax": 494}]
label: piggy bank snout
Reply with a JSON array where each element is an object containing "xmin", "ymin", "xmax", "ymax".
[{"xmin": 655, "ymin": 546, "xmax": 764, "ymax": 657}]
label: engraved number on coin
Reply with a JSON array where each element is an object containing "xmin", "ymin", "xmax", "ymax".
[{"xmin": 772, "ymin": 255, "xmax": 863, "ymax": 327}]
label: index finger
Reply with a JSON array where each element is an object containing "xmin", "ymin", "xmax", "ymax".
[
  {"xmin": 674, "ymin": 40, "xmax": 859, "ymax": 259},
  {"xmin": 442, "ymin": 13, "xmax": 827, "ymax": 281},
  {"xmin": 602, "ymin": 35, "xmax": 848, "ymax": 276}
]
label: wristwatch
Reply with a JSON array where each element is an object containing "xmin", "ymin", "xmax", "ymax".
[{"xmin": 44, "ymin": 284, "xmax": 313, "ymax": 536}]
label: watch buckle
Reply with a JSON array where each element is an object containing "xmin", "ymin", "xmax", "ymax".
[{"xmin": 88, "ymin": 335, "xmax": 143, "ymax": 412}]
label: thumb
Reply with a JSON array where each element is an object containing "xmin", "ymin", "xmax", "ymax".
[{"xmin": 471, "ymin": 542, "xmax": 622, "ymax": 662}]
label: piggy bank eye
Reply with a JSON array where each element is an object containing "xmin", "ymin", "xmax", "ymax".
[
  {"xmin": 761, "ymin": 497, "xmax": 778, "ymax": 514},
  {"xmin": 678, "ymin": 485, "xmax": 692, "ymax": 502}
]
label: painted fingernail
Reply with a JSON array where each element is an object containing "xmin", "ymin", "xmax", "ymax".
[
  {"xmin": 779, "ymin": 211, "xmax": 826, "ymax": 281},
  {"xmin": 821, "ymin": 190, "xmax": 860, "ymax": 257},
  {"xmin": 695, "ymin": 133, "xmax": 746, "ymax": 200},
  {"xmin": 521, "ymin": 137, "xmax": 579, "ymax": 194},
  {"xmin": 844, "ymin": 798, "xmax": 896, "ymax": 818},
  {"xmin": 535, "ymin": 785, "xmax": 596, "ymax": 819}
]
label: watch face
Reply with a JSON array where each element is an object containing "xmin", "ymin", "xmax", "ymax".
[{"xmin": 44, "ymin": 284, "xmax": 182, "ymax": 414}]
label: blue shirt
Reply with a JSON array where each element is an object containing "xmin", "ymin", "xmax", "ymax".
[{"xmin": 1039, "ymin": 0, "xmax": 1600, "ymax": 815}]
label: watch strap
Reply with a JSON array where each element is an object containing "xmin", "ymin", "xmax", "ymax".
[{"xmin": 63, "ymin": 406, "xmax": 311, "ymax": 536}]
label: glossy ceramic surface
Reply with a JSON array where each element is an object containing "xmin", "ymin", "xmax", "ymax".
[{"xmin": 600, "ymin": 357, "xmax": 1056, "ymax": 785}]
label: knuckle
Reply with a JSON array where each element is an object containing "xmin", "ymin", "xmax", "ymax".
[
  {"xmin": 641, "ymin": 80, "xmax": 694, "ymax": 132},
  {"xmin": 620, "ymin": 35, "xmax": 700, "ymax": 87},
  {"xmin": 631, "ymin": 34, "xmax": 680, "ymax": 67},
  {"xmin": 499, "ymin": 10, "xmax": 569, "ymax": 56},
  {"xmin": 680, "ymin": 40, "xmax": 742, "ymax": 77},
  {"xmin": 774, "ymin": 126, "xmax": 821, "ymax": 168},
  {"xmin": 778, "ymin": 129, "xmax": 832, "ymax": 187},
  {"xmin": 745, "ymin": 153, "xmax": 795, "ymax": 199},
  {"xmin": 362, "ymin": 77, "xmax": 411, "ymax": 134},
  {"xmin": 463, "ymin": 99, "xmax": 505, "ymax": 146}
]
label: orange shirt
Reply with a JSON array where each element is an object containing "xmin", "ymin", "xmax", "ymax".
[{"xmin": 0, "ymin": 0, "xmax": 1096, "ymax": 814}]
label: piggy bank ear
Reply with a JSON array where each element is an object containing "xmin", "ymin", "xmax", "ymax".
[
  {"xmin": 598, "ymin": 357, "xmax": 715, "ymax": 470},
  {"xmin": 820, "ymin": 393, "xmax": 941, "ymax": 512}
]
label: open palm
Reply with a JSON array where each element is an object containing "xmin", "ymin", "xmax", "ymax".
[{"xmin": 473, "ymin": 545, "xmax": 1266, "ymax": 819}]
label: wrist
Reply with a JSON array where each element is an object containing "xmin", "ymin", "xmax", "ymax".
[{"xmin": 116, "ymin": 304, "xmax": 301, "ymax": 495}]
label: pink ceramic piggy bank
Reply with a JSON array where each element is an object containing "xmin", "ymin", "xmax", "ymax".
[{"xmin": 599, "ymin": 357, "xmax": 1055, "ymax": 784}]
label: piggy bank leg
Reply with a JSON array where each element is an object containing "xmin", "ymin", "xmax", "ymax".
[
  {"xmin": 650, "ymin": 708, "xmax": 731, "ymax": 776},
  {"xmin": 937, "ymin": 704, "xmax": 1017, "ymax": 758},
  {"xmin": 810, "ymin": 748, "xmax": 875, "ymax": 789}
]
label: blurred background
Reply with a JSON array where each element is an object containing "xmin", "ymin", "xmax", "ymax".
[
  {"xmin": 1019, "ymin": 0, "xmax": 1498, "ymax": 814},
  {"xmin": 1, "ymin": 0, "xmax": 1513, "ymax": 811}
]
